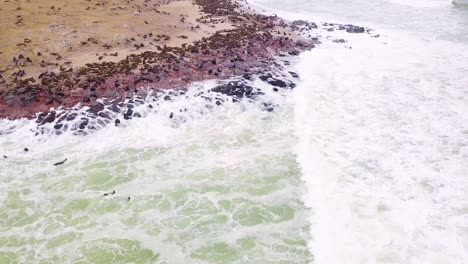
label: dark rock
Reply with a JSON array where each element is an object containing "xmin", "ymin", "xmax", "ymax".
[
  {"xmin": 24, "ymin": 148, "xmax": 29, "ymax": 152},
  {"xmin": 134, "ymin": 98, "xmax": 145, "ymax": 104},
  {"xmin": 291, "ymin": 20, "xmax": 318, "ymax": 30},
  {"xmin": 36, "ymin": 112, "xmax": 47, "ymax": 124},
  {"xmin": 66, "ymin": 113, "xmax": 77, "ymax": 121},
  {"xmin": 292, "ymin": 20, "xmax": 309, "ymax": 26},
  {"xmin": 289, "ymin": 50, "xmax": 300, "ymax": 56},
  {"xmin": 54, "ymin": 124, "xmax": 63, "ymax": 129},
  {"xmin": 78, "ymin": 119, "xmax": 89, "ymax": 130},
  {"xmin": 126, "ymin": 108, "xmax": 133, "ymax": 117},
  {"xmin": 289, "ymin": 71, "xmax": 299, "ymax": 78},
  {"xmin": 332, "ymin": 39, "xmax": 347, "ymax": 43},
  {"xmin": 97, "ymin": 119, "xmax": 107, "ymax": 127},
  {"xmin": 40, "ymin": 111, "xmax": 56, "ymax": 125},
  {"xmin": 169, "ymin": 112, "xmax": 174, "ymax": 119},
  {"xmin": 115, "ymin": 119, "xmax": 121, "ymax": 126},
  {"xmin": 345, "ymin": 25, "xmax": 365, "ymax": 33},
  {"xmin": 56, "ymin": 114, "xmax": 67, "ymax": 124},
  {"xmin": 268, "ymin": 79, "xmax": 287, "ymax": 88},
  {"xmin": 260, "ymin": 73, "xmax": 290, "ymax": 88},
  {"xmin": 259, "ymin": 73, "xmax": 272, "ymax": 82},
  {"xmin": 98, "ymin": 112, "xmax": 110, "ymax": 119},
  {"xmin": 109, "ymin": 104, "xmax": 120, "ymax": 113},
  {"xmin": 211, "ymin": 81, "xmax": 255, "ymax": 98},
  {"xmin": 88, "ymin": 103, "xmax": 104, "ymax": 115},
  {"xmin": 201, "ymin": 96, "xmax": 212, "ymax": 102}
]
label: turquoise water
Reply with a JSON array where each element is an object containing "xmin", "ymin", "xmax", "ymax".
[{"xmin": 0, "ymin": 81, "xmax": 311, "ymax": 263}]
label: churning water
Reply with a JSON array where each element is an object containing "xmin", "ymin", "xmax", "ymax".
[
  {"xmin": 0, "ymin": 77, "xmax": 312, "ymax": 263},
  {"xmin": 250, "ymin": 0, "xmax": 468, "ymax": 263},
  {"xmin": 1, "ymin": 0, "xmax": 468, "ymax": 263}
]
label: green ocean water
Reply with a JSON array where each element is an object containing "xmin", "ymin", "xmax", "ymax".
[{"xmin": 0, "ymin": 83, "xmax": 311, "ymax": 263}]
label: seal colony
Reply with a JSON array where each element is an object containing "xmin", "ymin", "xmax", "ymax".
[
  {"xmin": 0, "ymin": 0, "xmax": 317, "ymax": 120},
  {"xmin": 0, "ymin": 0, "xmax": 372, "ymax": 125}
]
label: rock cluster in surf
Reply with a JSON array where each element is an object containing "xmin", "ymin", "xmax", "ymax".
[{"xmin": 21, "ymin": 66, "xmax": 296, "ymax": 136}]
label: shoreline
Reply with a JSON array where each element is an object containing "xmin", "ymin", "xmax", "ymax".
[{"xmin": 0, "ymin": 0, "xmax": 314, "ymax": 120}]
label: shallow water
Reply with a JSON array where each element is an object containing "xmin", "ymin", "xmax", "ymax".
[
  {"xmin": 250, "ymin": 0, "xmax": 468, "ymax": 263},
  {"xmin": 0, "ymin": 79, "xmax": 312, "ymax": 263}
]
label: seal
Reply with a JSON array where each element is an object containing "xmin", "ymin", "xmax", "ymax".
[
  {"xmin": 104, "ymin": 190, "xmax": 116, "ymax": 196},
  {"xmin": 53, "ymin": 158, "xmax": 68, "ymax": 166}
]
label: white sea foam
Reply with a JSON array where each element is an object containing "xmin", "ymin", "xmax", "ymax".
[
  {"xmin": 386, "ymin": 0, "xmax": 449, "ymax": 8},
  {"xmin": 0, "ymin": 76, "xmax": 312, "ymax": 263},
  {"xmin": 294, "ymin": 15, "xmax": 468, "ymax": 264},
  {"xmin": 296, "ymin": 39, "xmax": 468, "ymax": 264},
  {"xmin": 249, "ymin": 0, "xmax": 468, "ymax": 263}
]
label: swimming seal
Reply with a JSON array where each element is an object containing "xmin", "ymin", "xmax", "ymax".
[
  {"xmin": 53, "ymin": 158, "xmax": 68, "ymax": 166},
  {"xmin": 104, "ymin": 190, "xmax": 116, "ymax": 196}
]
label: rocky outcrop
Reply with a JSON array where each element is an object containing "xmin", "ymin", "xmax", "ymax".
[{"xmin": 0, "ymin": 0, "xmax": 314, "ymax": 119}]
